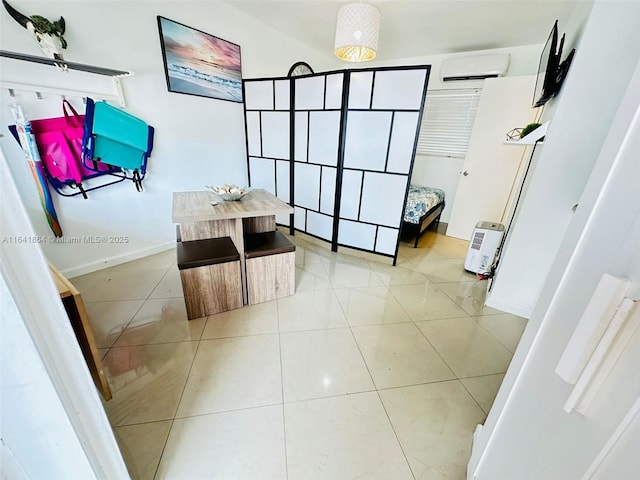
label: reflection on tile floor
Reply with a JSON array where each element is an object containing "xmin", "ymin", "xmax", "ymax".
[{"xmin": 74, "ymin": 230, "xmax": 527, "ymax": 480}]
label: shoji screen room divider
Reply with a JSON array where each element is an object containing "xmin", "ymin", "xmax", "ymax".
[{"xmin": 243, "ymin": 65, "xmax": 430, "ymax": 264}]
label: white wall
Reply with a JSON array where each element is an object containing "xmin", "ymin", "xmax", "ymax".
[
  {"xmin": 0, "ymin": 1, "xmax": 329, "ymax": 276},
  {"xmin": 370, "ymin": 44, "xmax": 542, "ymax": 223},
  {"xmin": 486, "ymin": 0, "xmax": 639, "ymax": 318},
  {"xmin": 0, "ymin": 271, "xmax": 97, "ymax": 478},
  {"xmin": 0, "ymin": 144, "xmax": 130, "ymax": 478},
  {"xmin": 469, "ymin": 49, "xmax": 640, "ymax": 479},
  {"xmin": 446, "ymin": 75, "xmax": 537, "ymax": 240}
]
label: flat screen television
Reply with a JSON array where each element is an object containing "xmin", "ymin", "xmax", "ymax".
[
  {"xmin": 532, "ymin": 20, "xmax": 576, "ymax": 107},
  {"xmin": 533, "ymin": 20, "xmax": 561, "ymax": 107}
]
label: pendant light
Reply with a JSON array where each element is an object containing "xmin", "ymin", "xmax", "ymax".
[{"xmin": 334, "ymin": 3, "xmax": 381, "ymax": 62}]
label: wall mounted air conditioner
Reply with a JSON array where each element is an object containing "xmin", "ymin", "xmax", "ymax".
[{"xmin": 441, "ymin": 54, "xmax": 510, "ymax": 82}]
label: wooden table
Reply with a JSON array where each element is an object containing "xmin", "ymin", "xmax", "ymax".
[{"xmin": 172, "ymin": 189, "xmax": 294, "ymax": 303}]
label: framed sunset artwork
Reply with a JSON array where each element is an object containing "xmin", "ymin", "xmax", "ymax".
[{"xmin": 157, "ymin": 16, "xmax": 243, "ymax": 102}]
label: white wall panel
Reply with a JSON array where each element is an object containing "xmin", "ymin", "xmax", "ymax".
[
  {"xmin": 276, "ymin": 160, "xmax": 290, "ymax": 202},
  {"xmin": 359, "ymin": 172, "xmax": 407, "ymax": 227},
  {"xmin": 295, "ymin": 76, "xmax": 325, "ymax": 110},
  {"xmin": 276, "ymin": 213, "xmax": 290, "ymax": 226},
  {"xmin": 246, "ymin": 111, "xmax": 261, "ymax": 157},
  {"xmin": 244, "ymin": 81, "xmax": 274, "ymax": 110},
  {"xmin": 320, "ymin": 166, "xmax": 336, "ymax": 215},
  {"xmin": 376, "ymin": 226, "xmax": 399, "ymax": 255},
  {"xmin": 249, "ymin": 157, "xmax": 275, "ymax": 193},
  {"xmin": 294, "ymin": 206, "xmax": 306, "ymax": 230},
  {"xmin": 343, "ymin": 111, "xmax": 392, "ymax": 171},
  {"xmin": 372, "ymin": 69, "xmax": 427, "ymax": 110},
  {"xmin": 348, "ymin": 71, "xmax": 374, "ymax": 109},
  {"xmin": 294, "ymin": 112, "xmax": 308, "ymax": 162},
  {"xmin": 274, "ymin": 80, "xmax": 290, "ymax": 110},
  {"xmin": 325, "ymin": 73, "xmax": 344, "ymax": 109},
  {"xmin": 387, "ymin": 112, "xmax": 420, "ymax": 174},
  {"xmin": 294, "ymin": 163, "xmax": 320, "ymax": 210},
  {"xmin": 338, "ymin": 220, "xmax": 376, "ymax": 250},
  {"xmin": 307, "ymin": 211, "xmax": 333, "ymax": 241},
  {"xmin": 339, "ymin": 169, "xmax": 363, "ymax": 220},
  {"xmin": 308, "ymin": 111, "xmax": 341, "ymax": 166},
  {"xmin": 261, "ymin": 111, "xmax": 290, "ymax": 159}
]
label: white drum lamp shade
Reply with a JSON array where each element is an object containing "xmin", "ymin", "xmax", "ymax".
[{"xmin": 334, "ymin": 3, "xmax": 381, "ymax": 62}]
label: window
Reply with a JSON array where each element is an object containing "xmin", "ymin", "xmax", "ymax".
[{"xmin": 416, "ymin": 88, "xmax": 481, "ymax": 158}]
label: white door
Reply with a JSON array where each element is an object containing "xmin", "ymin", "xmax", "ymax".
[
  {"xmin": 446, "ymin": 76, "xmax": 538, "ymax": 240},
  {"xmin": 468, "ymin": 55, "xmax": 640, "ymax": 479}
]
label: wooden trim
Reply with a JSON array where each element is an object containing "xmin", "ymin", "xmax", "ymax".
[{"xmin": 49, "ymin": 263, "xmax": 112, "ymax": 401}]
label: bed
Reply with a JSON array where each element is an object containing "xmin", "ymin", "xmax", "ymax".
[{"xmin": 401, "ymin": 185, "xmax": 446, "ymax": 248}]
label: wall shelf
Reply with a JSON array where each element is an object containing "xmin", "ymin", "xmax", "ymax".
[
  {"xmin": 0, "ymin": 50, "xmax": 132, "ymax": 107},
  {"xmin": 503, "ymin": 121, "xmax": 549, "ymax": 145},
  {"xmin": 0, "ymin": 50, "xmax": 132, "ymax": 77}
]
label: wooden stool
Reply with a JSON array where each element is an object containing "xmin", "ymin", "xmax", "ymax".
[
  {"xmin": 177, "ymin": 237, "xmax": 243, "ymax": 319},
  {"xmin": 244, "ymin": 231, "xmax": 296, "ymax": 305}
]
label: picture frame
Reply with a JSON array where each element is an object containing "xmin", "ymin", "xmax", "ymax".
[{"xmin": 157, "ymin": 16, "xmax": 243, "ymax": 103}]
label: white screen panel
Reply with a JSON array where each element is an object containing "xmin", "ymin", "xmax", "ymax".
[
  {"xmin": 261, "ymin": 111, "xmax": 290, "ymax": 160},
  {"xmin": 338, "ymin": 220, "xmax": 376, "ymax": 250},
  {"xmin": 359, "ymin": 172, "xmax": 408, "ymax": 227},
  {"xmin": 339, "ymin": 169, "xmax": 363, "ymax": 220},
  {"xmin": 320, "ymin": 166, "xmax": 336, "ymax": 215},
  {"xmin": 244, "ymin": 81, "xmax": 274, "ymax": 110},
  {"xmin": 276, "ymin": 160, "xmax": 290, "ymax": 202},
  {"xmin": 348, "ymin": 71, "xmax": 373, "ymax": 109},
  {"xmin": 376, "ymin": 226, "xmax": 399, "ymax": 255},
  {"xmin": 308, "ymin": 111, "xmax": 341, "ymax": 166},
  {"xmin": 294, "ymin": 163, "xmax": 320, "ymax": 211},
  {"xmin": 276, "ymin": 213, "xmax": 290, "ymax": 226},
  {"xmin": 387, "ymin": 112, "xmax": 420, "ymax": 174},
  {"xmin": 249, "ymin": 157, "xmax": 275, "ymax": 193},
  {"xmin": 274, "ymin": 80, "xmax": 290, "ymax": 110},
  {"xmin": 371, "ymin": 69, "xmax": 427, "ymax": 110},
  {"xmin": 307, "ymin": 211, "xmax": 333, "ymax": 241},
  {"xmin": 295, "ymin": 112, "xmax": 308, "ymax": 162},
  {"xmin": 294, "ymin": 206, "xmax": 306, "ymax": 230},
  {"xmin": 343, "ymin": 111, "xmax": 392, "ymax": 171},
  {"xmin": 295, "ymin": 76, "xmax": 325, "ymax": 110},
  {"xmin": 325, "ymin": 73, "xmax": 344, "ymax": 109},
  {"xmin": 246, "ymin": 111, "xmax": 261, "ymax": 157}
]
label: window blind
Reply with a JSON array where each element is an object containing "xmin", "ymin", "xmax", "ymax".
[{"xmin": 417, "ymin": 88, "xmax": 481, "ymax": 158}]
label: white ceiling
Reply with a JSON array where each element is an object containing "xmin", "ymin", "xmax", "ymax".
[{"xmin": 226, "ymin": 0, "xmax": 581, "ymax": 61}]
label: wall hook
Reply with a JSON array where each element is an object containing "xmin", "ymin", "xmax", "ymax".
[
  {"xmin": 8, "ymin": 88, "xmax": 15, "ymax": 97},
  {"xmin": 36, "ymin": 91, "xmax": 43, "ymax": 100}
]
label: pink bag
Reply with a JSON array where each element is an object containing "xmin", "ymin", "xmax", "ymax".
[{"xmin": 30, "ymin": 100, "xmax": 113, "ymax": 186}]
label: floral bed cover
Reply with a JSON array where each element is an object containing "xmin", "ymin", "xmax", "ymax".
[{"xmin": 403, "ymin": 185, "xmax": 445, "ymax": 224}]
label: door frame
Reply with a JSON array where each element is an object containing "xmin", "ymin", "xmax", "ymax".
[{"xmin": 0, "ymin": 146, "xmax": 128, "ymax": 478}]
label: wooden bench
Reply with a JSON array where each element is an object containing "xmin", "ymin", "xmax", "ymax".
[
  {"xmin": 244, "ymin": 230, "xmax": 296, "ymax": 305},
  {"xmin": 177, "ymin": 237, "xmax": 243, "ymax": 319}
]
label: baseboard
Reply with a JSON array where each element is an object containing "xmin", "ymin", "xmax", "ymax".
[
  {"xmin": 485, "ymin": 294, "xmax": 532, "ymax": 319},
  {"xmin": 62, "ymin": 241, "xmax": 175, "ymax": 278}
]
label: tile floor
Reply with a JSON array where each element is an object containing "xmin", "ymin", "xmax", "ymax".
[{"xmin": 73, "ymin": 229, "xmax": 527, "ymax": 480}]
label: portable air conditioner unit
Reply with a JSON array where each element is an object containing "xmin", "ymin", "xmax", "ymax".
[
  {"xmin": 464, "ymin": 221, "xmax": 505, "ymax": 275},
  {"xmin": 441, "ymin": 54, "xmax": 510, "ymax": 82}
]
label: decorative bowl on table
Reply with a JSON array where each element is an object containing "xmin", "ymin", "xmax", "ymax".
[{"xmin": 206, "ymin": 184, "xmax": 252, "ymax": 201}]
